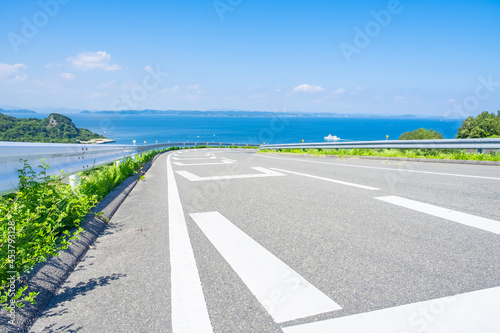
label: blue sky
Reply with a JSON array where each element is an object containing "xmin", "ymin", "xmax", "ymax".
[{"xmin": 0, "ymin": 0, "xmax": 499, "ymax": 117}]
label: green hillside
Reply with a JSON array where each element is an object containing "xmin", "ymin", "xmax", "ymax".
[{"xmin": 0, "ymin": 113, "xmax": 106, "ymax": 143}]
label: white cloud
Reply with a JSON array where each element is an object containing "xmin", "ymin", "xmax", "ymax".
[
  {"xmin": 293, "ymin": 84, "xmax": 325, "ymax": 93},
  {"xmin": 334, "ymin": 88, "xmax": 346, "ymax": 94},
  {"xmin": 99, "ymin": 80, "xmax": 116, "ymax": 88},
  {"xmin": 394, "ymin": 96, "xmax": 406, "ymax": 101},
  {"xmin": 34, "ymin": 79, "xmax": 45, "ymax": 87},
  {"xmin": 89, "ymin": 92, "xmax": 109, "ymax": 99},
  {"xmin": 0, "ymin": 63, "xmax": 27, "ymax": 79},
  {"xmin": 161, "ymin": 86, "xmax": 180, "ymax": 94},
  {"xmin": 60, "ymin": 73, "xmax": 76, "ymax": 80},
  {"xmin": 45, "ymin": 63, "xmax": 62, "ymax": 69},
  {"xmin": 186, "ymin": 84, "xmax": 202, "ymax": 98},
  {"xmin": 374, "ymin": 96, "xmax": 384, "ymax": 100},
  {"xmin": 185, "ymin": 94, "xmax": 201, "ymax": 100},
  {"xmin": 66, "ymin": 51, "xmax": 121, "ymax": 71},
  {"xmin": 187, "ymin": 84, "xmax": 202, "ymax": 91},
  {"xmin": 13, "ymin": 74, "xmax": 28, "ymax": 82}
]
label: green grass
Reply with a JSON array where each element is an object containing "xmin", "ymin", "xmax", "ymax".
[
  {"xmin": 260, "ymin": 148, "xmax": 500, "ymax": 161},
  {"xmin": 0, "ymin": 147, "xmax": 173, "ymax": 311},
  {"xmin": 187, "ymin": 145, "xmax": 259, "ymax": 149},
  {"xmin": 78, "ymin": 148, "xmax": 169, "ymax": 199}
]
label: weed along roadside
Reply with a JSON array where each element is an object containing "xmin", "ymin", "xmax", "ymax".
[
  {"xmin": 259, "ymin": 148, "xmax": 500, "ymax": 164},
  {"xmin": 0, "ymin": 147, "xmax": 176, "ymax": 332}
]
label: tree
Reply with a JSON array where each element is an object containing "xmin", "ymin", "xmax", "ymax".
[
  {"xmin": 456, "ymin": 111, "xmax": 500, "ymax": 138},
  {"xmin": 399, "ymin": 128, "xmax": 444, "ymax": 140}
]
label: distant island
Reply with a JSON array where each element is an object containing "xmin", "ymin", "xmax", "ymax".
[
  {"xmin": 0, "ymin": 105, "xmax": 442, "ymax": 118},
  {"xmin": 0, "ymin": 113, "xmax": 113, "ymax": 144},
  {"xmin": 80, "ymin": 109, "xmax": 427, "ymax": 118},
  {"xmin": 0, "ymin": 108, "xmax": 37, "ymax": 114}
]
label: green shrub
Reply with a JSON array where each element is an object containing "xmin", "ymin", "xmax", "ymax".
[
  {"xmin": 1, "ymin": 161, "xmax": 97, "ymax": 311},
  {"xmin": 1, "ymin": 148, "xmax": 170, "ymax": 311},
  {"xmin": 399, "ymin": 128, "xmax": 444, "ymax": 140}
]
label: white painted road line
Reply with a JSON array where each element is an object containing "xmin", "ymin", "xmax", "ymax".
[
  {"xmin": 167, "ymin": 155, "xmax": 213, "ymax": 333},
  {"xmin": 282, "ymin": 286, "xmax": 500, "ymax": 333},
  {"xmin": 172, "ymin": 160, "xmax": 234, "ymax": 166},
  {"xmin": 190, "ymin": 212, "xmax": 342, "ymax": 324},
  {"xmin": 172, "ymin": 156, "xmax": 217, "ymax": 161},
  {"xmin": 176, "ymin": 167, "xmax": 285, "ymax": 182},
  {"xmin": 270, "ymin": 168, "xmax": 380, "ymax": 191},
  {"xmin": 375, "ymin": 196, "xmax": 500, "ymax": 235},
  {"xmin": 258, "ymin": 154, "xmax": 500, "ymax": 181},
  {"xmin": 176, "ymin": 153, "xmax": 214, "ymax": 157}
]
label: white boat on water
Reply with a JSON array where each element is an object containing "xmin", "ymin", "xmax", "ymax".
[{"xmin": 324, "ymin": 134, "xmax": 341, "ymax": 141}]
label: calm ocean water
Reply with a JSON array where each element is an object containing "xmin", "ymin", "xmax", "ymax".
[{"xmin": 9, "ymin": 113, "xmax": 463, "ymax": 145}]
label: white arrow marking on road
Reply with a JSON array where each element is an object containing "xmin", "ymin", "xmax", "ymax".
[
  {"xmin": 375, "ymin": 196, "xmax": 500, "ymax": 235},
  {"xmin": 172, "ymin": 156, "xmax": 217, "ymax": 161},
  {"xmin": 167, "ymin": 155, "xmax": 213, "ymax": 333},
  {"xmin": 190, "ymin": 212, "xmax": 342, "ymax": 324},
  {"xmin": 176, "ymin": 167, "xmax": 285, "ymax": 181},
  {"xmin": 270, "ymin": 168, "xmax": 380, "ymax": 191},
  {"xmin": 172, "ymin": 160, "xmax": 234, "ymax": 166},
  {"xmin": 282, "ymin": 286, "xmax": 500, "ymax": 333}
]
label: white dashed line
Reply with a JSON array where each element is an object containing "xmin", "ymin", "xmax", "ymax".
[
  {"xmin": 270, "ymin": 168, "xmax": 380, "ymax": 191},
  {"xmin": 375, "ymin": 196, "xmax": 500, "ymax": 235}
]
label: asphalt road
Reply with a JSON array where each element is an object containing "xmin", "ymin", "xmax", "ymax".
[{"xmin": 29, "ymin": 149, "xmax": 500, "ymax": 332}]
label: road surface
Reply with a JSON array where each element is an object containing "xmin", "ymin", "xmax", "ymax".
[{"xmin": 30, "ymin": 149, "xmax": 500, "ymax": 332}]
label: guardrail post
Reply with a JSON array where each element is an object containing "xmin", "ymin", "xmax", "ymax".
[
  {"xmin": 115, "ymin": 160, "xmax": 121, "ymax": 167},
  {"xmin": 478, "ymin": 149, "xmax": 483, "ymax": 154},
  {"xmin": 69, "ymin": 174, "xmax": 79, "ymax": 191}
]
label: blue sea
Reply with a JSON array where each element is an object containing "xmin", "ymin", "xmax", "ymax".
[{"xmin": 9, "ymin": 113, "xmax": 463, "ymax": 145}]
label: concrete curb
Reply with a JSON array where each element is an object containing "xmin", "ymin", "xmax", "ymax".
[
  {"xmin": 262, "ymin": 152, "xmax": 500, "ymax": 166},
  {"xmin": 0, "ymin": 153, "xmax": 165, "ymax": 333}
]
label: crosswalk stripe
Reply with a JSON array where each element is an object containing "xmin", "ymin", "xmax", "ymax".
[{"xmin": 190, "ymin": 211, "xmax": 342, "ymax": 324}]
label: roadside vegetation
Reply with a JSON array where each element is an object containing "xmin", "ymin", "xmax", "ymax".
[
  {"xmin": 0, "ymin": 147, "xmax": 174, "ymax": 311},
  {"xmin": 260, "ymin": 148, "xmax": 500, "ymax": 161},
  {"xmin": 191, "ymin": 145, "xmax": 259, "ymax": 149}
]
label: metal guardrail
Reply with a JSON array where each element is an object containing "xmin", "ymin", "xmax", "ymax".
[
  {"xmin": 260, "ymin": 138, "xmax": 500, "ymax": 151},
  {"xmin": 0, "ymin": 141, "xmax": 255, "ymax": 194}
]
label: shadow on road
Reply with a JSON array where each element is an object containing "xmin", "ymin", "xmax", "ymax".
[{"xmin": 32, "ymin": 273, "xmax": 126, "ymax": 333}]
